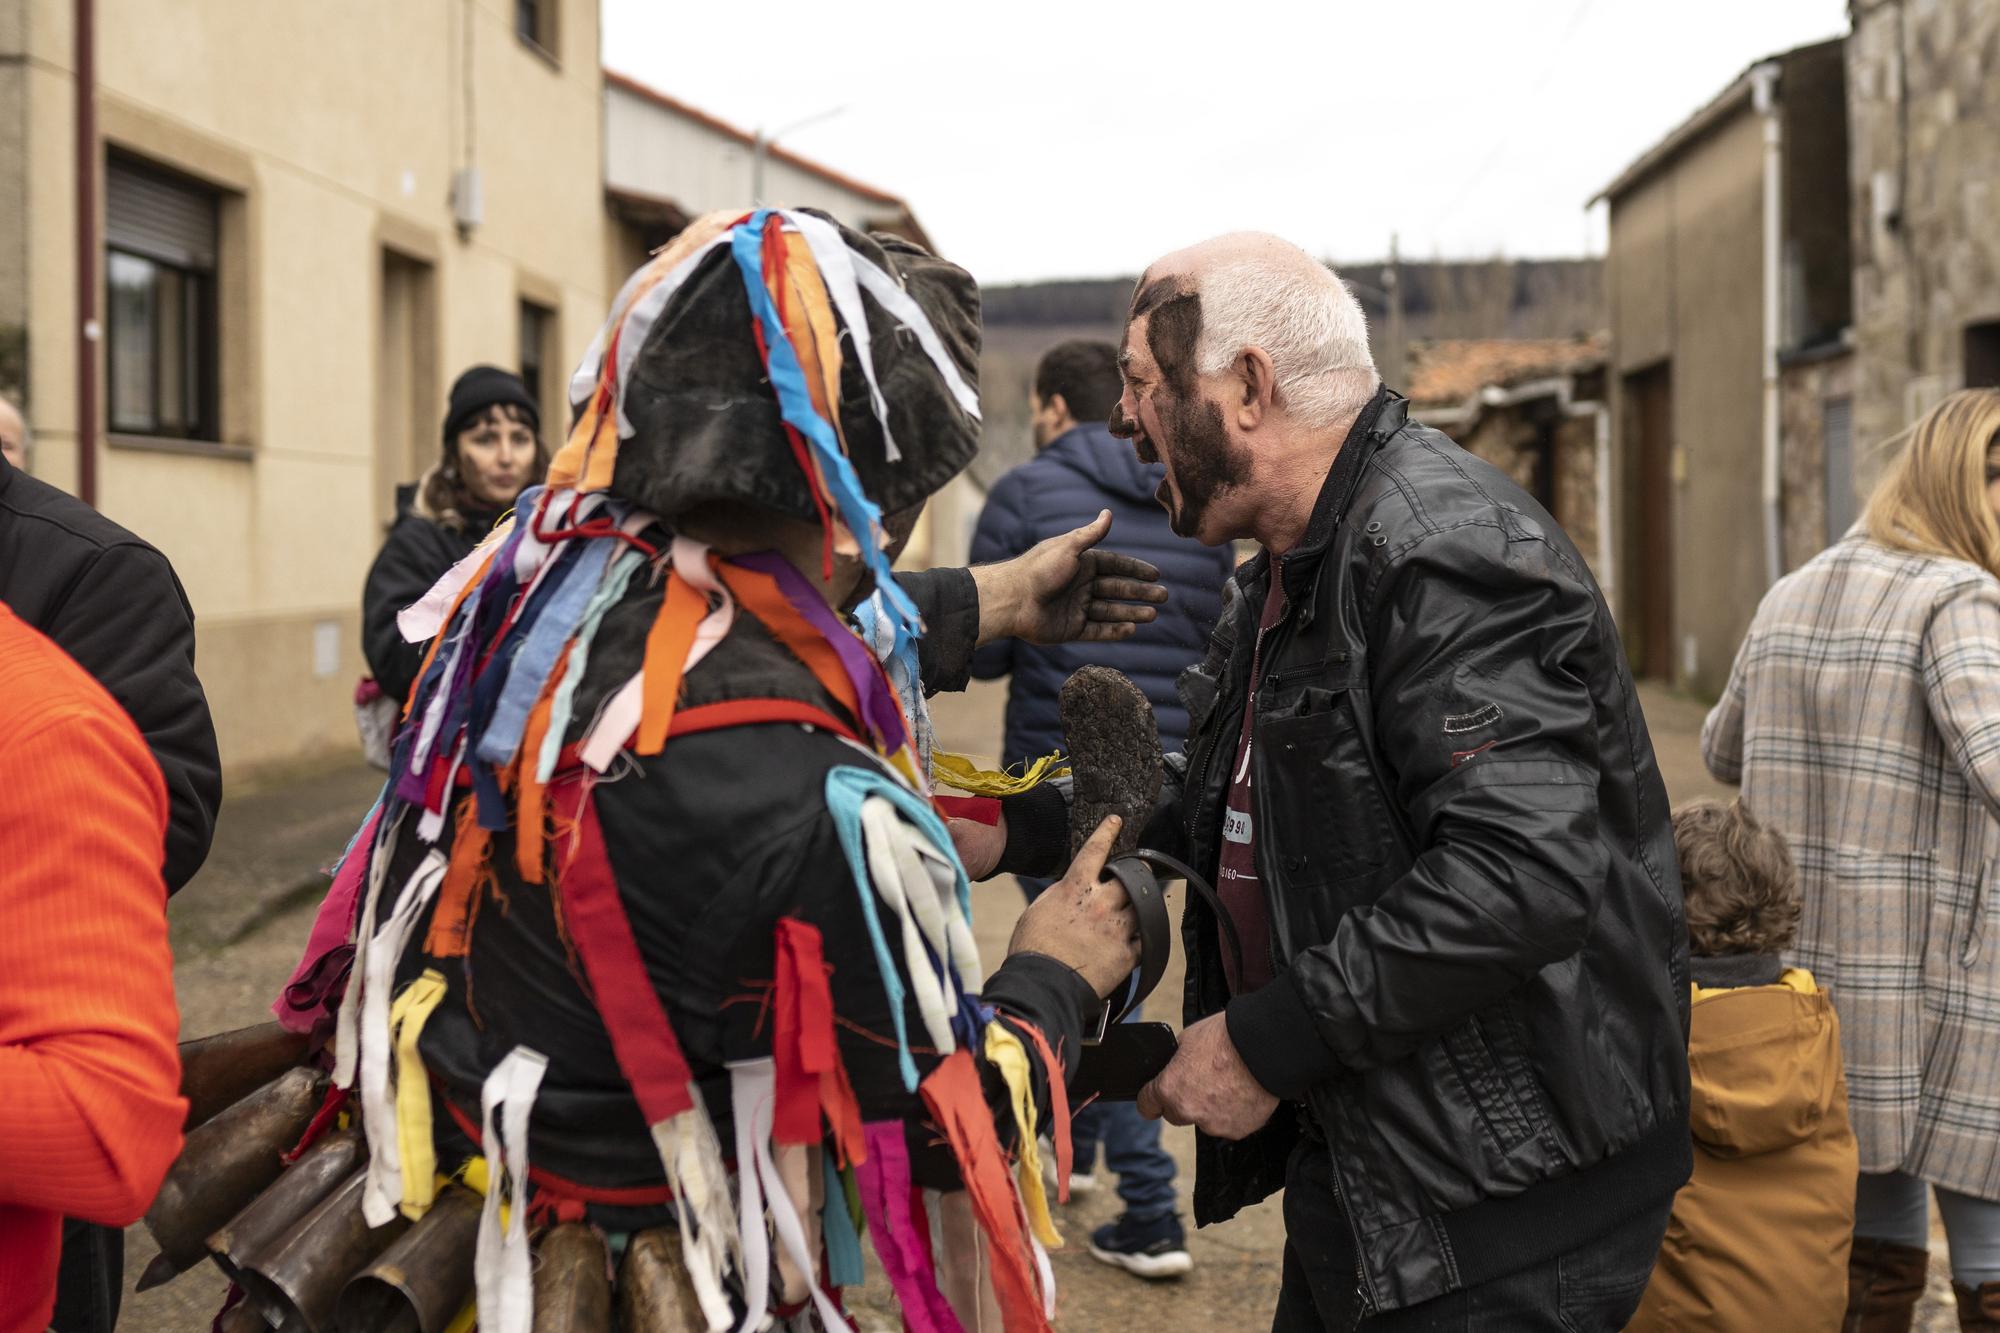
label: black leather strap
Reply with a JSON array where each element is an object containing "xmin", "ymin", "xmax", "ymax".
[{"xmin": 1093, "ymin": 849, "xmax": 1241, "ymax": 1033}]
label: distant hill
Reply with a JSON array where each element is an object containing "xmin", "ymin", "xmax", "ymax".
[{"xmin": 971, "ymin": 257, "xmax": 1603, "ymax": 488}]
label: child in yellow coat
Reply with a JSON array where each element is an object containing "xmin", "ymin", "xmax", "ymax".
[{"xmin": 1629, "ymin": 799, "xmax": 1858, "ymax": 1332}]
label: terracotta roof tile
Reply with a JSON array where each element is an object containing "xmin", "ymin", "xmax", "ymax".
[{"xmin": 1405, "ymin": 336, "xmax": 1607, "ymax": 407}]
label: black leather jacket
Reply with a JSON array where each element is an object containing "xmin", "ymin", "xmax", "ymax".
[{"xmin": 1004, "ymin": 390, "xmax": 1691, "ymax": 1311}]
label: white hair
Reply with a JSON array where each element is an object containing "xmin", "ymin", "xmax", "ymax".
[{"xmin": 1193, "ymin": 242, "xmax": 1378, "ymax": 429}]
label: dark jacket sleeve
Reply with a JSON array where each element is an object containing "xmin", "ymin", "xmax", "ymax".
[
  {"xmin": 967, "ymin": 473, "xmax": 1033, "ymax": 683},
  {"xmin": 363, "ymin": 517, "xmax": 454, "ymax": 707},
  {"xmin": 42, "ymin": 544, "xmax": 220, "ymax": 892},
  {"xmin": 895, "ymin": 567, "xmax": 980, "ymax": 696},
  {"xmin": 1228, "ymin": 522, "xmax": 1610, "ymax": 1098}
]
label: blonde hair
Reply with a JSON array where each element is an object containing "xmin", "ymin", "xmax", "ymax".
[{"xmin": 1864, "ymin": 389, "xmax": 2000, "ymax": 577}]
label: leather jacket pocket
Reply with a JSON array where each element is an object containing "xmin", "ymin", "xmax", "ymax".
[
  {"xmin": 1260, "ymin": 688, "xmax": 1397, "ymax": 889},
  {"xmin": 1439, "ymin": 1009, "xmax": 1544, "ymax": 1155}
]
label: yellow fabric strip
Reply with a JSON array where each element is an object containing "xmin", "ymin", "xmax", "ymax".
[
  {"xmin": 391, "ymin": 969, "xmax": 450, "ymax": 1220},
  {"xmin": 983, "ymin": 1023, "xmax": 1062, "ymax": 1249},
  {"xmin": 932, "ymin": 750, "xmax": 1071, "ymax": 797}
]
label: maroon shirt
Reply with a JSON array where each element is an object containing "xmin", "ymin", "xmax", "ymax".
[{"xmin": 1215, "ymin": 566, "xmax": 1286, "ymax": 994}]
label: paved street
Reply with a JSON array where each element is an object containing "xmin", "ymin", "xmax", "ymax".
[{"xmin": 122, "ymin": 679, "xmax": 1955, "ymax": 1329}]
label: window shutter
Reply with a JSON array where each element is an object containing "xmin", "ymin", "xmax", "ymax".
[{"xmin": 106, "ymin": 158, "xmax": 218, "ymax": 269}]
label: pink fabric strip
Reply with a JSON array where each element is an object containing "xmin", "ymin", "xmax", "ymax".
[
  {"xmin": 857, "ymin": 1122, "xmax": 964, "ymax": 1333},
  {"xmin": 272, "ymin": 801, "xmax": 385, "ymax": 1032}
]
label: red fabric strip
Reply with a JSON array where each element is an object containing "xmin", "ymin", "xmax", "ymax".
[
  {"xmin": 667, "ymin": 699, "xmax": 859, "ymax": 743},
  {"xmin": 932, "ymin": 796, "xmax": 1000, "ymax": 826},
  {"xmin": 920, "ymin": 1049, "xmax": 1051, "ymax": 1332},
  {"xmin": 1009, "ymin": 1020, "xmax": 1073, "ymax": 1204},
  {"xmin": 773, "ymin": 918, "xmax": 867, "ymax": 1167},
  {"xmin": 439, "ymin": 1092, "xmax": 679, "ymax": 1207},
  {"xmin": 549, "ymin": 776, "xmax": 696, "ymax": 1124}
]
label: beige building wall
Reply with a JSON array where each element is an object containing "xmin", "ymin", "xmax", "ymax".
[
  {"xmin": 1606, "ymin": 106, "xmax": 1766, "ymax": 697},
  {"xmin": 15, "ymin": 0, "xmax": 609, "ymax": 776}
]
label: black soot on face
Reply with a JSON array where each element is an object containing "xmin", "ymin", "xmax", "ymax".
[{"xmin": 1130, "ymin": 276, "xmax": 1248, "ymax": 537}]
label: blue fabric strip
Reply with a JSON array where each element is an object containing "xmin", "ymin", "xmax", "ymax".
[
  {"xmin": 824, "ymin": 766, "xmax": 920, "ymax": 1092},
  {"xmin": 475, "ymin": 537, "xmax": 614, "ymax": 767},
  {"xmin": 822, "ymin": 1152, "xmax": 866, "ymax": 1288},
  {"xmin": 728, "ymin": 214, "xmax": 924, "ymax": 665}
]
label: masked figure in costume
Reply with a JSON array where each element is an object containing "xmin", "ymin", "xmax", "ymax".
[{"xmin": 157, "ymin": 210, "xmax": 1158, "ymax": 1333}]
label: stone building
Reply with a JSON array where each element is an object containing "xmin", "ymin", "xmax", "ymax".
[
  {"xmin": 1846, "ymin": 0, "xmax": 2000, "ymax": 458},
  {"xmin": 1597, "ymin": 38, "xmax": 1851, "ymax": 691},
  {"xmin": 1406, "ymin": 338, "xmax": 1611, "ymax": 594}
]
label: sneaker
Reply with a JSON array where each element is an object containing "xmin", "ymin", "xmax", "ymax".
[
  {"xmin": 1040, "ymin": 1139, "xmax": 1098, "ymax": 1198},
  {"xmin": 1088, "ymin": 1212, "xmax": 1193, "ymax": 1280}
]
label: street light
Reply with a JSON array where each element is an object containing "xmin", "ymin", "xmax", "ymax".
[{"xmin": 751, "ymin": 104, "xmax": 849, "ymax": 205}]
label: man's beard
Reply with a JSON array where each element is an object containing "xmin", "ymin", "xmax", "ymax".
[{"xmin": 1157, "ymin": 393, "xmax": 1248, "ymax": 539}]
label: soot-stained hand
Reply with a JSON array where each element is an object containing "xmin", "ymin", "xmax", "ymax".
[
  {"xmin": 1006, "ymin": 815, "xmax": 1140, "ymax": 998},
  {"xmin": 970, "ymin": 509, "xmax": 1167, "ymax": 648}
]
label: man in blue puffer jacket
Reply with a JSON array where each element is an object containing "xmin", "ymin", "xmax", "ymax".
[{"xmin": 970, "ymin": 338, "xmax": 1235, "ymax": 1281}]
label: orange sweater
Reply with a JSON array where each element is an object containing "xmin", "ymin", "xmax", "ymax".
[{"xmin": 0, "ymin": 602, "xmax": 185, "ymax": 1333}]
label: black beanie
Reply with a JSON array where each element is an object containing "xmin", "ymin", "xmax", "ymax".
[{"xmin": 442, "ymin": 365, "xmax": 539, "ymax": 444}]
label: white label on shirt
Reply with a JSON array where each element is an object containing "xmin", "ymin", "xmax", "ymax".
[{"xmin": 1223, "ymin": 807, "xmax": 1252, "ymax": 844}]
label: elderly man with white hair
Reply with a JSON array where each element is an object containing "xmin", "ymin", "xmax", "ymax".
[{"xmin": 957, "ymin": 233, "xmax": 1691, "ymax": 1329}]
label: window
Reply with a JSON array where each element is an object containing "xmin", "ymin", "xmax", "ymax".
[
  {"xmin": 515, "ymin": 0, "xmax": 557, "ymax": 58},
  {"xmin": 1967, "ymin": 320, "xmax": 2000, "ymax": 390},
  {"xmin": 519, "ymin": 299, "xmax": 556, "ymax": 424},
  {"xmin": 105, "ymin": 157, "xmax": 218, "ymax": 439}
]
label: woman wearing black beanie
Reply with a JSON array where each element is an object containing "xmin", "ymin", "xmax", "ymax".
[{"xmin": 360, "ymin": 365, "xmax": 545, "ymax": 719}]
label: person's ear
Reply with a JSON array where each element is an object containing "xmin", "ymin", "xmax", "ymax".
[
  {"xmin": 1235, "ymin": 348, "xmax": 1277, "ymax": 430},
  {"xmin": 1048, "ymin": 392, "xmax": 1072, "ymax": 428}
]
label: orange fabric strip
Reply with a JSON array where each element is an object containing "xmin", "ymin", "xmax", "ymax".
[
  {"xmin": 779, "ymin": 232, "xmax": 844, "ymax": 431},
  {"xmin": 712, "ymin": 564, "xmax": 863, "ymax": 725},
  {"xmin": 421, "ymin": 796, "xmax": 494, "ymax": 959},
  {"xmin": 512, "ymin": 652, "xmax": 569, "ymax": 885},
  {"xmin": 634, "ymin": 570, "xmax": 706, "ymax": 756},
  {"xmin": 920, "ymin": 1049, "xmax": 1051, "ymax": 1332}
]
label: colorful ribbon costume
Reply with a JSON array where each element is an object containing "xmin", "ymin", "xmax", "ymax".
[{"xmin": 274, "ymin": 210, "xmax": 1078, "ymax": 1330}]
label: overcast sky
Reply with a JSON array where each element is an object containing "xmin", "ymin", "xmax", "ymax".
[{"xmin": 601, "ymin": 0, "xmax": 1848, "ymax": 285}]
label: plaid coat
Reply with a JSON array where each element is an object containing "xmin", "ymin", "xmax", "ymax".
[{"xmin": 1704, "ymin": 533, "xmax": 2000, "ymax": 1197}]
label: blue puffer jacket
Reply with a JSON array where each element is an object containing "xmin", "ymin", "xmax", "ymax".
[{"xmin": 970, "ymin": 422, "xmax": 1236, "ymax": 765}]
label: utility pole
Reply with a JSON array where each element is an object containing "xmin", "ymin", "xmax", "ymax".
[
  {"xmin": 1381, "ymin": 233, "xmax": 1407, "ymax": 392},
  {"xmin": 751, "ymin": 104, "xmax": 848, "ymax": 206}
]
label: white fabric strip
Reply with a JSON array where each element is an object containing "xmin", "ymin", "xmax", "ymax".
[
  {"xmin": 849, "ymin": 253, "xmax": 982, "ymax": 422},
  {"xmin": 398, "ymin": 527, "xmax": 509, "ymax": 645},
  {"xmin": 474, "ymin": 1046, "xmax": 549, "ymax": 1333},
  {"xmin": 580, "ymin": 672, "xmax": 644, "ymax": 773},
  {"xmin": 650, "ymin": 1102, "xmax": 740, "ymax": 1333},
  {"xmin": 785, "ymin": 210, "xmax": 899, "ymax": 460},
  {"xmin": 358, "ymin": 852, "xmax": 448, "ymax": 1226},
  {"xmin": 729, "ymin": 1059, "xmax": 844, "ymax": 1333},
  {"xmin": 858, "ymin": 798, "xmax": 955, "ymax": 1055},
  {"xmin": 913, "ymin": 832, "xmax": 984, "ymax": 989},
  {"xmin": 670, "ymin": 536, "xmax": 734, "ymax": 675},
  {"xmin": 569, "ymin": 262, "xmax": 654, "ymax": 410},
  {"xmin": 332, "ymin": 809, "xmax": 405, "ymax": 1090},
  {"xmin": 729, "ymin": 1061, "xmax": 774, "ymax": 1333},
  {"xmin": 414, "ymin": 741, "xmax": 466, "ymax": 845}
]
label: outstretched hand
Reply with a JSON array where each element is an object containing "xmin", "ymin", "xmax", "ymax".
[{"xmin": 973, "ymin": 510, "xmax": 1167, "ymax": 647}]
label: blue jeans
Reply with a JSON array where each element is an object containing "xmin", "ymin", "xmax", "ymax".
[
  {"xmin": 1855, "ymin": 1169, "xmax": 2000, "ymax": 1287},
  {"xmin": 1018, "ymin": 876, "xmax": 1180, "ymax": 1222},
  {"xmin": 1272, "ymin": 1142, "xmax": 1670, "ymax": 1331}
]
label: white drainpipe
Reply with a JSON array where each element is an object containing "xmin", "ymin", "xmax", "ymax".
[{"xmin": 1753, "ymin": 61, "xmax": 1784, "ymax": 585}]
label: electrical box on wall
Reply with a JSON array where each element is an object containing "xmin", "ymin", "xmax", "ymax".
[{"xmin": 452, "ymin": 167, "xmax": 484, "ymax": 234}]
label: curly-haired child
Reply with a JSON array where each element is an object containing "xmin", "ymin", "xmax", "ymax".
[{"xmin": 1628, "ymin": 799, "xmax": 1859, "ymax": 1331}]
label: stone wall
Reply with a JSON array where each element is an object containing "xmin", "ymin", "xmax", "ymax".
[
  {"xmin": 1848, "ymin": 0, "xmax": 2000, "ymax": 462},
  {"xmin": 1779, "ymin": 348, "xmax": 1857, "ymax": 569}
]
